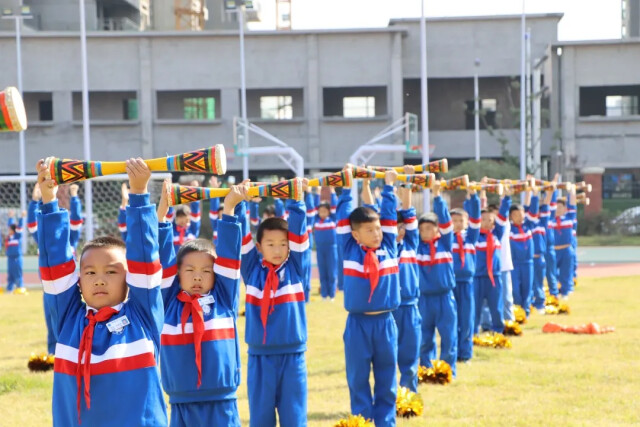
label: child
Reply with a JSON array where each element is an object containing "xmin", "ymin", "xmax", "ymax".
[
  {"xmin": 392, "ymin": 166, "xmax": 421, "ymax": 392},
  {"xmin": 544, "ymin": 189, "xmax": 560, "ymax": 297},
  {"xmin": 451, "ymin": 187, "xmax": 481, "ymax": 362},
  {"xmin": 474, "ymin": 193, "xmax": 511, "ymax": 334},
  {"xmin": 239, "ymin": 182, "xmax": 309, "ymax": 427},
  {"xmin": 337, "ymin": 167, "xmax": 400, "ymax": 426},
  {"xmin": 313, "ymin": 197, "xmax": 338, "ymax": 301},
  {"xmin": 549, "ymin": 184, "xmax": 577, "ymax": 299},
  {"xmin": 172, "ymin": 205, "xmax": 196, "ymax": 252},
  {"xmin": 509, "ymin": 184, "xmax": 538, "ymax": 317},
  {"xmin": 5, "ymin": 210, "xmax": 26, "ymax": 292},
  {"xmin": 157, "ymin": 180, "xmax": 248, "ymax": 427},
  {"xmin": 416, "ymin": 184, "xmax": 457, "ymax": 377},
  {"xmin": 529, "ymin": 187, "xmax": 554, "ymax": 311},
  {"xmin": 36, "ymin": 158, "xmax": 167, "ymax": 426}
]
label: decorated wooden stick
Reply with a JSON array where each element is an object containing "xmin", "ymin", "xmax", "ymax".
[
  {"xmin": 351, "ymin": 167, "xmax": 435, "ymax": 187},
  {"xmin": 0, "ymin": 87, "xmax": 27, "ymax": 132},
  {"xmin": 369, "ymin": 158, "xmax": 448, "ymax": 174},
  {"xmin": 575, "ymin": 181, "xmax": 592, "ymax": 193},
  {"xmin": 307, "ymin": 171, "xmax": 353, "ymax": 188},
  {"xmin": 438, "ymin": 175, "xmax": 469, "ymax": 190},
  {"xmin": 468, "ymin": 183, "xmax": 504, "ymax": 196},
  {"xmin": 168, "ymin": 178, "xmax": 304, "ymax": 206},
  {"xmin": 44, "ymin": 145, "xmax": 227, "ymax": 184},
  {"xmin": 576, "ymin": 193, "xmax": 590, "ymax": 205}
]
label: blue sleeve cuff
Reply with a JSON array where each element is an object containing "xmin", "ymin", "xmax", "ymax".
[
  {"xmin": 158, "ymin": 222, "xmax": 172, "ymax": 231},
  {"xmin": 129, "ymin": 193, "xmax": 150, "ymax": 207},
  {"xmin": 221, "ymin": 214, "xmax": 238, "ymax": 224},
  {"xmin": 41, "ymin": 200, "xmax": 59, "ymax": 214},
  {"xmin": 383, "ymin": 184, "xmax": 394, "ymax": 193}
]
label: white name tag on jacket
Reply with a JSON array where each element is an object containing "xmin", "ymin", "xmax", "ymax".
[
  {"xmin": 198, "ymin": 295, "xmax": 215, "ymax": 314},
  {"xmin": 106, "ymin": 315, "xmax": 130, "ymax": 334}
]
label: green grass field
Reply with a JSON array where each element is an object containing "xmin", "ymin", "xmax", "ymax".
[{"xmin": 1, "ymin": 276, "xmax": 640, "ymax": 425}]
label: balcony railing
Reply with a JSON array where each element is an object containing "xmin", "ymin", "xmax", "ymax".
[{"xmin": 99, "ymin": 16, "xmax": 140, "ymax": 31}]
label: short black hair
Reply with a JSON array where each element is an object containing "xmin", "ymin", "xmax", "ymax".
[
  {"xmin": 418, "ymin": 213, "xmax": 438, "ymax": 226},
  {"xmin": 450, "ymin": 208, "xmax": 467, "ymax": 218},
  {"xmin": 557, "ymin": 197, "xmax": 567, "ymax": 206},
  {"xmin": 349, "ymin": 207, "xmax": 379, "ymax": 230},
  {"xmin": 263, "ymin": 205, "xmax": 276, "ymax": 217},
  {"xmin": 9, "ymin": 224, "xmax": 17, "ymax": 232},
  {"xmin": 509, "ymin": 204, "xmax": 523, "ymax": 214},
  {"xmin": 257, "ymin": 217, "xmax": 289, "ymax": 243},
  {"xmin": 81, "ymin": 236, "xmax": 126, "ymax": 262},
  {"xmin": 487, "ymin": 204, "xmax": 499, "ymax": 213},
  {"xmin": 481, "ymin": 208, "xmax": 492, "ymax": 215},
  {"xmin": 396, "ymin": 210, "xmax": 404, "ymax": 223},
  {"xmin": 175, "ymin": 205, "xmax": 191, "ymax": 217},
  {"xmin": 317, "ymin": 202, "xmax": 331, "ymax": 213},
  {"xmin": 177, "ymin": 238, "xmax": 216, "ymax": 266}
]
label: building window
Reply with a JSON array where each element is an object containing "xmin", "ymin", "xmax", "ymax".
[
  {"xmin": 260, "ymin": 96, "xmax": 293, "ymax": 119},
  {"xmin": 38, "ymin": 100, "xmax": 53, "ymax": 121},
  {"xmin": 606, "ymin": 95, "xmax": 639, "ymax": 117},
  {"xmin": 323, "ymin": 86, "xmax": 387, "ymax": 118},
  {"xmin": 343, "ymin": 97, "xmax": 375, "ymax": 118},
  {"xmin": 465, "ymin": 98, "xmax": 497, "ymax": 129},
  {"xmin": 123, "ymin": 99, "xmax": 138, "ymax": 120},
  {"xmin": 184, "ymin": 98, "xmax": 216, "ymax": 120}
]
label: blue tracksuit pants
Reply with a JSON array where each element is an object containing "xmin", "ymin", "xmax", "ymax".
[
  {"xmin": 454, "ymin": 280, "xmax": 475, "ymax": 361},
  {"xmin": 247, "ymin": 352, "xmax": 307, "ymax": 427},
  {"xmin": 474, "ymin": 274, "xmax": 504, "ymax": 334},
  {"xmin": 556, "ymin": 247, "xmax": 575, "ymax": 296},
  {"xmin": 6, "ymin": 255, "xmax": 23, "ymax": 291},
  {"xmin": 418, "ymin": 291, "xmax": 458, "ymax": 378},
  {"xmin": 170, "ymin": 400, "xmax": 240, "ymax": 427},
  {"xmin": 344, "ymin": 312, "xmax": 397, "ymax": 427},
  {"xmin": 545, "ymin": 249, "xmax": 559, "ymax": 296},
  {"xmin": 532, "ymin": 256, "xmax": 547, "ymax": 309},
  {"xmin": 317, "ymin": 243, "xmax": 337, "ymax": 299},
  {"xmin": 336, "ymin": 243, "xmax": 344, "ymax": 291},
  {"xmin": 512, "ymin": 261, "xmax": 534, "ymax": 315},
  {"xmin": 392, "ymin": 303, "xmax": 421, "ymax": 392},
  {"xmin": 43, "ymin": 294, "xmax": 56, "ymax": 354}
]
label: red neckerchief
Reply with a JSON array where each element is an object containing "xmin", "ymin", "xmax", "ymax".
[
  {"xmin": 480, "ymin": 229, "xmax": 496, "ymax": 286},
  {"xmin": 260, "ymin": 261, "xmax": 279, "ymax": 344},
  {"xmin": 363, "ymin": 246, "xmax": 380, "ymax": 302},
  {"xmin": 176, "ymin": 292, "xmax": 205, "ymax": 388},
  {"xmin": 77, "ymin": 306, "xmax": 118, "ymax": 424},
  {"xmin": 176, "ymin": 225, "xmax": 187, "ymax": 246},
  {"xmin": 456, "ymin": 232, "xmax": 465, "ymax": 269}
]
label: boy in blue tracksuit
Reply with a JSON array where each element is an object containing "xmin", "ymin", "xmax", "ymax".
[
  {"xmin": 544, "ymin": 190, "xmax": 559, "ymax": 297},
  {"xmin": 36, "ymin": 158, "xmax": 167, "ymax": 426},
  {"xmin": 313, "ymin": 193, "xmax": 338, "ymax": 300},
  {"xmin": 156, "ymin": 179, "xmax": 248, "ymax": 427},
  {"xmin": 239, "ymin": 185, "xmax": 309, "ymax": 427},
  {"xmin": 303, "ymin": 190, "xmax": 315, "ymax": 302},
  {"xmin": 509, "ymin": 186, "xmax": 539, "ymax": 317},
  {"xmin": 549, "ymin": 185, "xmax": 577, "ymax": 298},
  {"xmin": 529, "ymin": 188, "xmax": 554, "ymax": 311},
  {"xmin": 451, "ymin": 189, "xmax": 481, "ymax": 362},
  {"xmin": 337, "ymin": 168, "xmax": 400, "ymax": 426},
  {"xmin": 416, "ymin": 185, "xmax": 457, "ymax": 377},
  {"xmin": 5, "ymin": 210, "xmax": 25, "ymax": 291},
  {"xmin": 474, "ymin": 194, "xmax": 511, "ymax": 334},
  {"xmin": 393, "ymin": 174, "xmax": 421, "ymax": 393}
]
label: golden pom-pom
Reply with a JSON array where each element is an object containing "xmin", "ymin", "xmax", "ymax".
[
  {"xmin": 558, "ymin": 303, "xmax": 570, "ymax": 314},
  {"xmin": 503, "ymin": 320, "xmax": 523, "ymax": 336},
  {"xmin": 333, "ymin": 414, "xmax": 374, "ymax": 427},
  {"xmin": 396, "ymin": 386, "xmax": 424, "ymax": 418},
  {"xmin": 473, "ymin": 332, "xmax": 512, "ymax": 349},
  {"xmin": 417, "ymin": 360, "xmax": 453, "ymax": 385},
  {"xmin": 514, "ymin": 305, "xmax": 527, "ymax": 324},
  {"xmin": 13, "ymin": 287, "xmax": 28, "ymax": 295},
  {"xmin": 28, "ymin": 353, "xmax": 55, "ymax": 372},
  {"xmin": 545, "ymin": 294, "xmax": 559, "ymax": 307}
]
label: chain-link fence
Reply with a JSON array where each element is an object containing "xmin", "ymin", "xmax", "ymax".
[{"xmin": 0, "ymin": 174, "xmax": 170, "ymax": 255}]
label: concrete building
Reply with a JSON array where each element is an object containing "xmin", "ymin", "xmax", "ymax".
[
  {"xmin": 0, "ymin": 12, "xmax": 561, "ymax": 177},
  {"xmin": 622, "ymin": 0, "xmax": 640, "ymax": 38},
  {"xmin": 550, "ymin": 38, "xmax": 640, "ymax": 213}
]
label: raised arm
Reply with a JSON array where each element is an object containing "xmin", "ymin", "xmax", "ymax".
[
  {"xmin": 36, "ymin": 160, "xmax": 81, "ymax": 336},
  {"xmin": 239, "ymin": 200, "xmax": 260, "ymax": 284},
  {"xmin": 156, "ymin": 180, "xmax": 178, "ymax": 305},
  {"xmin": 433, "ymin": 192, "xmax": 453, "ymax": 253},
  {"xmin": 189, "ymin": 201, "xmax": 202, "ymax": 238},
  {"xmin": 380, "ymin": 170, "xmax": 399, "ymax": 258},
  {"xmin": 285, "ymin": 195, "xmax": 309, "ymax": 279},
  {"xmin": 274, "ymin": 198, "xmax": 286, "ymax": 219},
  {"xmin": 495, "ymin": 195, "xmax": 512, "ymax": 241},
  {"xmin": 336, "ymin": 171, "xmax": 355, "ymax": 248},
  {"xmin": 69, "ymin": 185, "xmax": 83, "ymax": 251},
  {"xmin": 465, "ymin": 192, "xmax": 481, "ymax": 245},
  {"xmin": 124, "ymin": 159, "xmax": 163, "ymax": 346},
  {"xmin": 526, "ymin": 192, "xmax": 540, "ymax": 229}
]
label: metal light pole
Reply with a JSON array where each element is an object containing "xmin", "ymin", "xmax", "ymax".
[
  {"xmin": 79, "ymin": 0, "xmax": 94, "ymax": 240},
  {"xmin": 420, "ymin": 0, "xmax": 431, "ymax": 212},
  {"xmin": 238, "ymin": 6, "xmax": 249, "ymax": 181},
  {"xmin": 2, "ymin": 3, "xmax": 31, "ymax": 251},
  {"xmin": 520, "ymin": 0, "xmax": 526, "ymax": 200},
  {"xmin": 473, "ymin": 58, "xmax": 480, "ymax": 162}
]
